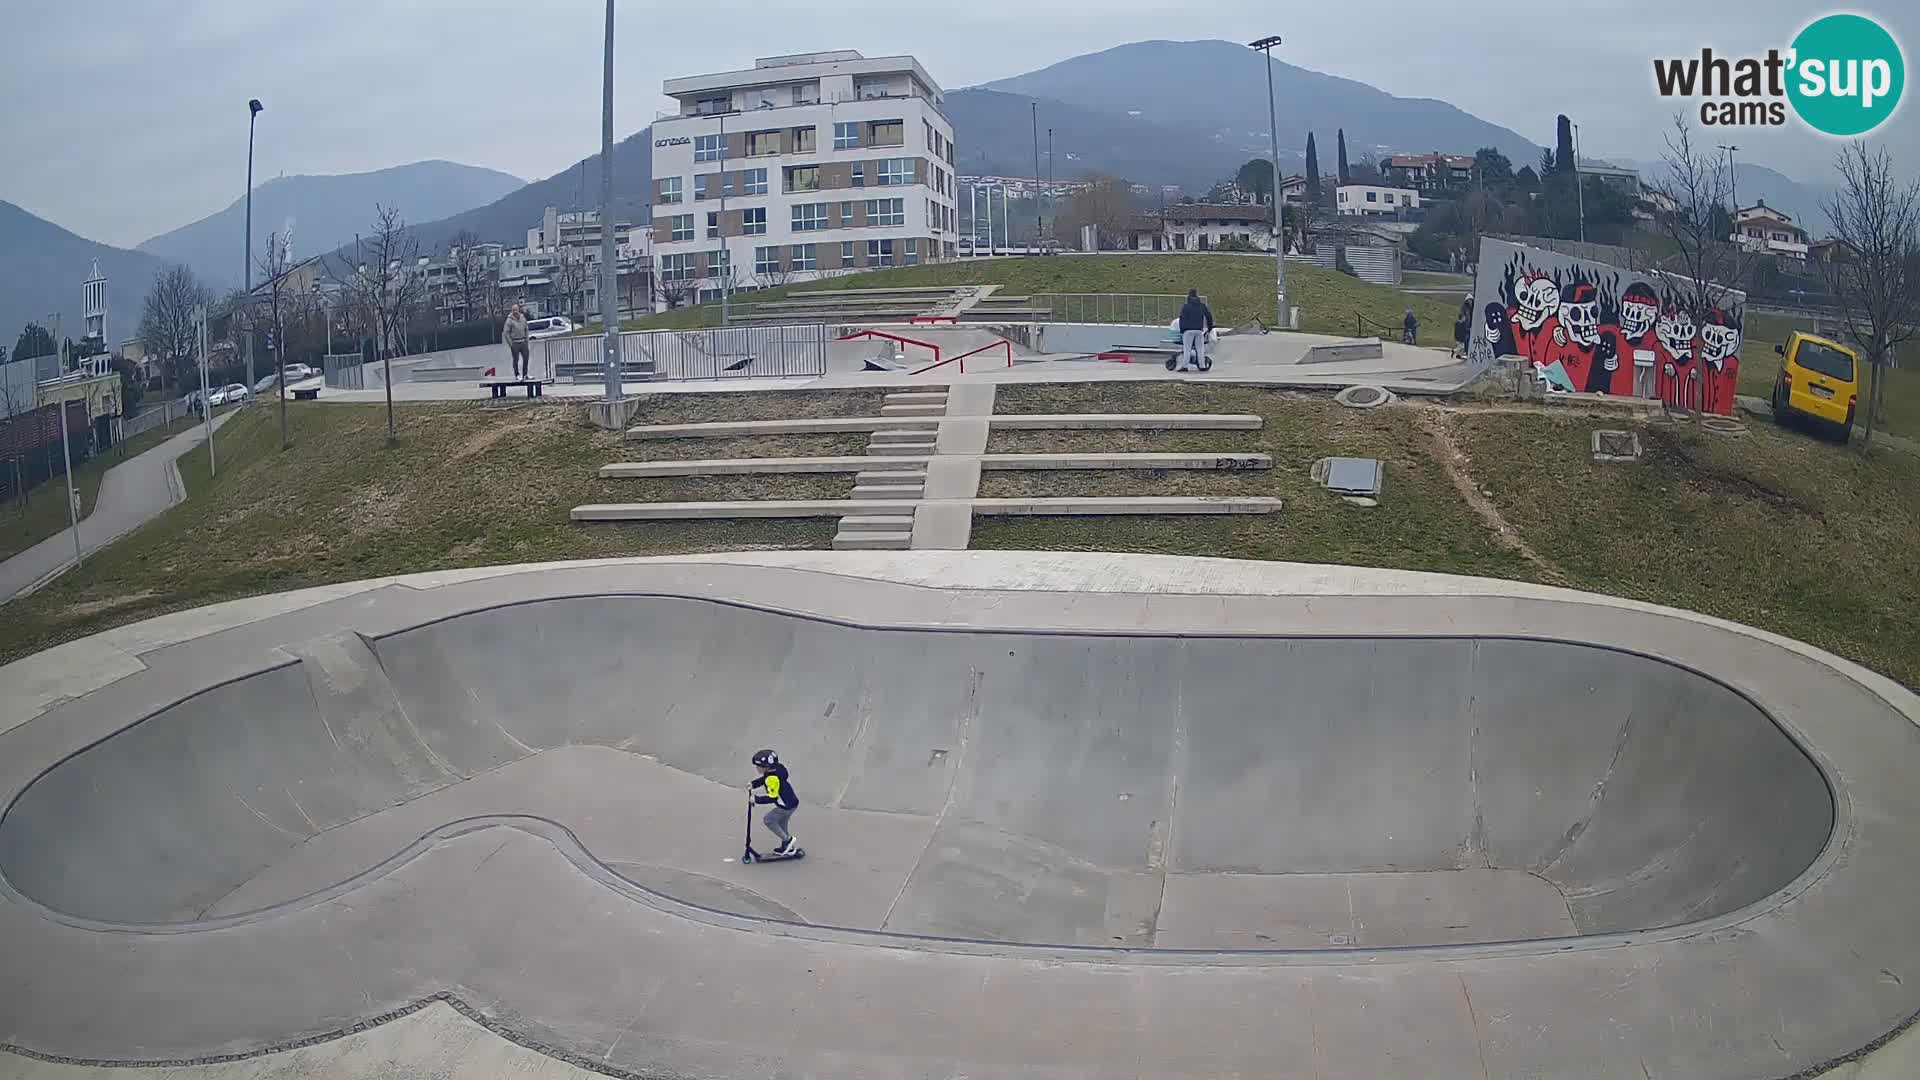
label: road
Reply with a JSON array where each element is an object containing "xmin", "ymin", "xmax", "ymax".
[{"xmin": 0, "ymin": 411, "xmax": 232, "ymax": 603}]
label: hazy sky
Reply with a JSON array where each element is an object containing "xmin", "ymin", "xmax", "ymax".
[{"xmin": 2, "ymin": 1, "xmax": 1911, "ymax": 246}]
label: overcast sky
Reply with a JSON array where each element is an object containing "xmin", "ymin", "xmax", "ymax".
[{"xmin": 2, "ymin": 1, "xmax": 1910, "ymax": 247}]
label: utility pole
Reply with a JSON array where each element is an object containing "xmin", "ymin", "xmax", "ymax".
[
  {"xmin": 1248, "ymin": 35, "xmax": 1290, "ymax": 329},
  {"xmin": 1046, "ymin": 127, "xmax": 1053, "ymax": 248},
  {"xmin": 49, "ymin": 312, "xmax": 81, "ymax": 569},
  {"xmin": 243, "ymin": 98, "xmax": 263, "ymax": 393},
  {"xmin": 1030, "ymin": 102, "xmax": 1041, "ymax": 255},
  {"xmin": 1572, "ymin": 121, "xmax": 1586, "ymax": 244},
  {"xmin": 197, "ymin": 304, "xmax": 215, "ymax": 478},
  {"xmin": 1717, "ymin": 143, "xmax": 1741, "ymax": 240},
  {"xmin": 597, "ymin": 0, "xmax": 622, "ymax": 401},
  {"xmin": 719, "ymin": 111, "xmax": 731, "ymax": 326}
]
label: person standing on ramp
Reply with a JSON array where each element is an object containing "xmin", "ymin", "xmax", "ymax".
[{"xmin": 1178, "ymin": 289, "xmax": 1215, "ymax": 372}]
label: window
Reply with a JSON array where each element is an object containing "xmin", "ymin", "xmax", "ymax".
[
  {"xmin": 708, "ymin": 248, "xmax": 730, "ymax": 276},
  {"xmin": 747, "ymin": 130, "xmax": 780, "ymax": 156},
  {"xmin": 790, "ymin": 243, "xmax": 817, "ymax": 272},
  {"xmin": 840, "ymin": 201, "xmax": 855, "ymax": 223},
  {"xmin": 706, "ymin": 211, "xmax": 721, "ymax": 239},
  {"xmin": 1795, "ymin": 340, "xmax": 1855, "ymax": 381},
  {"xmin": 1338, "ymin": 190, "xmax": 1348, "ymax": 203},
  {"xmin": 867, "ymin": 238, "xmax": 895, "ymax": 266},
  {"xmin": 784, "ymin": 165, "xmax": 819, "ymax": 192},
  {"xmin": 742, "ymin": 168, "xmax": 767, "ymax": 195},
  {"xmin": 792, "ymin": 203, "xmax": 828, "ymax": 232},
  {"xmin": 904, "ymin": 239, "xmax": 920, "ymax": 266},
  {"xmin": 867, "ymin": 198, "xmax": 904, "ymax": 226},
  {"xmin": 694, "ymin": 134, "xmax": 723, "ymax": 163},
  {"xmin": 878, "ymin": 158, "xmax": 912, "ymax": 186},
  {"xmin": 924, "ymin": 120, "xmax": 935, "ymax": 151},
  {"xmin": 851, "ymin": 162, "xmax": 864, "ymax": 188},
  {"xmin": 659, "ymin": 176, "xmax": 683, "ymax": 204},
  {"xmin": 1366, "ymin": 191, "xmax": 1378, "ymax": 202},
  {"xmin": 841, "ymin": 240, "xmax": 856, "ymax": 263},
  {"xmin": 869, "ymin": 120, "xmax": 904, "ymax": 147},
  {"xmin": 1383, "ymin": 194, "xmax": 1395, "ymax": 205},
  {"xmin": 792, "ymin": 126, "xmax": 817, "ymax": 153},
  {"xmin": 694, "ymin": 95, "xmax": 729, "ymax": 115},
  {"xmin": 833, "ymin": 122, "xmax": 860, "ymax": 150},
  {"xmin": 755, "ymin": 246, "xmax": 781, "ymax": 276},
  {"xmin": 669, "ymin": 214, "xmax": 693, "ymax": 242},
  {"xmin": 741, "ymin": 207, "xmax": 766, "ymax": 235},
  {"xmin": 659, "ymin": 253, "xmax": 694, "ymax": 281},
  {"xmin": 694, "ymin": 175, "xmax": 713, "ymax": 200}
]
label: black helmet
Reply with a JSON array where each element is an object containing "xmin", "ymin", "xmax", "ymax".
[{"xmin": 751, "ymin": 748, "xmax": 780, "ymax": 768}]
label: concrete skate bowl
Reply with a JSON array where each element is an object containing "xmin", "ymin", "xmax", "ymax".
[{"xmin": 0, "ymin": 595, "xmax": 1836, "ymax": 952}]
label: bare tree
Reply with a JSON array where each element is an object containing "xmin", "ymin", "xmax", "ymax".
[
  {"xmin": 449, "ymin": 229, "xmax": 498, "ymax": 326},
  {"xmin": 656, "ymin": 272, "xmax": 697, "ymax": 311},
  {"xmin": 1648, "ymin": 114, "xmax": 1758, "ymax": 320},
  {"xmin": 138, "ymin": 264, "xmax": 210, "ymax": 393},
  {"xmin": 331, "ymin": 204, "xmax": 420, "ymax": 437},
  {"xmin": 549, "ymin": 249, "xmax": 588, "ymax": 323},
  {"xmin": 1818, "ymin": 142, "xmax": 1919, "ymax": 449},
  {"xmin": 1056, "ymin": 174, "xmax": 1136, "ymax": 249},
  {"xmin": 255, "ymin": 230, "xmax": 299, "ymax": 448}
]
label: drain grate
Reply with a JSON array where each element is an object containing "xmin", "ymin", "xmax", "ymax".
[
  {"xmin": 1318, "ymin": 457, "xmax": 1384, "ymax": 496},
  {"xmin": 1591, "ymin": 430, "xmax": 1642, "ymax": 462}
]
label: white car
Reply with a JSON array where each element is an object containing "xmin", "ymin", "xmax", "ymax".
[
  {"xmin": 526, "ymin": 316, "xmax": 574, "ymax": 339},
  {"xmin": 281, "ymin": 363, "xmax": 316, "ymax": 382},
  {"xmin": 207, "ymin": 383, "xmax": 251, "ymax": 407}
]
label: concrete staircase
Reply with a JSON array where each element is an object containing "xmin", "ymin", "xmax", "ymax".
[{"xmin": 834, "ymin": 389, "xmax": 948, "ymax": 549}]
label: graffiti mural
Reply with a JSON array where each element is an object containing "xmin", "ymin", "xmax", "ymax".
[{"xmin": 1467, "ymin": 238, "xmax": 1746, "ymax": 415}]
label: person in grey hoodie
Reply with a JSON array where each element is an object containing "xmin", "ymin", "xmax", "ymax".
[
  {"xmin": 1176, "ymin": 290, "xmax": 1215, "ymax": 372},
  {"xmin": 504, "ymin": 304, "xmax": 530, "ymax": 379}
]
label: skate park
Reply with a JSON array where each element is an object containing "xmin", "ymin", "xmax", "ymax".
[{"xmin": 0, "ymin": 552, "xmax": 1918, "ymax": 1079}]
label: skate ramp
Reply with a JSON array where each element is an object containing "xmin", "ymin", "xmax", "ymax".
[{"xmin": 0, "ymin": 596, "xmax": 1832, "ymax": 947}]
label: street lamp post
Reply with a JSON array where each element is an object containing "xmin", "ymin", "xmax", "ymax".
[
  {"xmin": 1030, "ymin": 102, "xmax": 1041, "ymax": 255},
  {"xmin": 48, "ymin": 313, "xmax": 81, "ymax": 570},
  {"xmin": 597, "ymin": 0, "xmax": 622, "ymax": 402},
  {"xmin": 1717, "ymin": 143, "xmax": 1740, "ymax": 240},
  {"xmin": 243, "ymin": 99, "xmax": 262, "ymax": 394},
  {"xmin": 1571, "ymin": 121, "xmax": 1586, "ymax": 243},
  {"xmin": 1248, "ymin": 35, "xmax": 1290, "ymax": 330}
]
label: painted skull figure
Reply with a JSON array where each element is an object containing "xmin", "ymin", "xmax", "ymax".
[
  {"xmin": 1698, "ymin": 309, "xmax": 1740, "ymax": 368},
  {"xmin": 1484, "ymin": 303, "xmax": 1506, "ymax": 343},
  {"xmin": 1619, "ymin": 283, "xmax": 1660, "ymax": 341},
  {"xmin": 1515, "ymin": 274, "xmax": 1557, "ymax": 330},
  {"xmin": 1657, "ymin": 306, "xmax": 1696, "ymax": 362},
  {"xmin": 1557, "ymin": 283, "xmax": 1601, "ymax": 347}
]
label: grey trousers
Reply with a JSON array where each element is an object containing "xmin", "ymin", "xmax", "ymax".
[
  {"xmin": 1181, "ymin": 329, "xmax": 1209, "ymax": 370},
  {"xmin": 763, "ymin": 805, "xmax": 795, "ymax": 844}
]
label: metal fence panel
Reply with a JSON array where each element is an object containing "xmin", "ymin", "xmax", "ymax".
[
  {"xmin": 121, "ymin": 402, "xmax": 182, "ymax": 439},
  {"xmin": 323, "ymin": 351, "xmax": 366, "ymax": 390},
  {"xmin": 1030, "ymin": 293, "xmax": 1198, "ymax": 325},
  {"xmin": 549, "ymin": 325, "xmax": 828, "ymax": 383}
]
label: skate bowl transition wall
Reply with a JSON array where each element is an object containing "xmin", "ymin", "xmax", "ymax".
[{"xmin": 0, "ymin": 594, "xmax": 1833, "ymax": 942}]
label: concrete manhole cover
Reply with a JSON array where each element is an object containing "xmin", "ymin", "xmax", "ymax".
[
  {"xmin": 1313, "ymin": 457, "xmax": 1384, "ymax": 496},
  {"xmin": 1591, "ymin": 430, "xmax": 1642, "ymax": 462},
  {"xmin": 1334, "ymin": 384, "xmax": 1395, "ymax": 409},
  {"xmin": 1702, "ymin": 416, "xmax": 1748, "ymax": 438}
]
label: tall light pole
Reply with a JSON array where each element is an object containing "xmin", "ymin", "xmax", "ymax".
[
  {"xmin": 1030, "ymin": 102, "xmax": 1041, "ymax": 255},
  {"xmin": 1046, "ymin": 127, "xmax": 1053, "ymax": 248},
  {"xmin": 718, "ymin": 110, "xmax": 731, "ymax": 326},
  {"xmin": 597, "ymin": 0, "xmax": 622, "ymax": 401},
  {"xmin": 243, "ymin": 98, "xmax": 262, "ymax": 393},
  {"xmin": 1717, "ymin": 143, "xmax": 1740, "ymax": 240},
  {"xmin": 1248, "ymin": 35, "xmax": 1289, "ymax": 330},
  {"xmin": 49, "ymin": 313, "xmax": 81, "ymax": 570}
]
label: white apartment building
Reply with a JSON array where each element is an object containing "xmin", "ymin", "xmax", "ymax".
[
  {"xmin": 1335, "ymin": 184, "xmax": 1421, "ymax": 216},
  {"xmin": 650, "ymin": 50, "xmax": 958, "ymax": 302}
]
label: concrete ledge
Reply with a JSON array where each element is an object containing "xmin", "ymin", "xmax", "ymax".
[
  {"xmin": 599, "ymin": 457, "xmax": 927, "ymax": 478},
  {"xmin": 572, "ymin": 500, "xmax": 902, "ymax": 521},
  {"xmin": 971, "ymin": 496, "xmax": 1283, "ymax": 516},
  {"xmin": 627, "ymin": 417, "xmax": 936, "ymax": 439},
  {"xmin": 1300, "ymin": 338, "xmax": 1384, "ymax": 365},
  {"xmin": 981, "ymin": 452, "xmax": 1272, "ymax": 471},
  {"xmin": 587, "ymin": 396, "xmax": 644, "ymax": 431},
  {"xmin": 988, "ymin": 413, "xmax": 1264, "ymax": 431}
]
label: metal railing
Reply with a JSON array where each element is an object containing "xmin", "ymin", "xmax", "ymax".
[
  {"xmin": 323, "ymin": 351, "xmax": 367, "ymax": 390},
  {"xmin": 1028, "ymin": 293, "xmax": 1202, "ymax": 326},
  {"xmin": 547, "ymin": 324, "xmax": 829, "ymax": 382}
]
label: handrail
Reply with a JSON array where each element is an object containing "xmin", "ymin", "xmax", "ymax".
[
  {"xmin": 912, "ymin": 338, "xmax": 1011, "ymax": 375},
  {"xmin": 837, "ymin": 328, "xmax": 940, "ymax": 368}
]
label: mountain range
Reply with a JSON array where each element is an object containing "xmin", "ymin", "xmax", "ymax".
[
  {"xmin": 4, "ymin": 39, "xmax": 1846, "ymax": 346},
  {"xmin": 138, "ymin": 160, "xmax": 523, "ymax": 290}
]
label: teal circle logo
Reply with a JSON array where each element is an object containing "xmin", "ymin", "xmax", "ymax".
[{"xmin": 1787, "ymin": 14, "xmax": 1905, "ymax": 136}]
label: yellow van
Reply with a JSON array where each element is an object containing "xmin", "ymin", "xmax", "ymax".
[{"xmin": 1770, "ymin": 331, "xmax": 1861, "ymax": 440}]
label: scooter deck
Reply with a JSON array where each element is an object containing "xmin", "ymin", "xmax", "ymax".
[{"xmin": 744, "ymin": 847, "xmax": 806, "ymax": 864}]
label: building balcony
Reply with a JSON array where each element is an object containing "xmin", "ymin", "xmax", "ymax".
[{"xmin": 656, "ymin": 89, "xmax": 946, "ymax": 124}]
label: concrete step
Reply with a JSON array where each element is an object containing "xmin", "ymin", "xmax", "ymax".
[
  {"xmin": 832, "ymin": 530, "xmax": 914, "ymax": 551},
  {"xmin": 880, "ymin": 404, "xmax": 947, "ymax": 417},
  {"xmin": 883, "ymin": 392, "xmax": 949, "ymax": 405},
  {"xmin": 850, "ymin": 484, "xmax": 924, "ymax": 500},
  {"xmin": 854, "ymin": 469, "xmax": 928, "ymax": 484},
  {"xmin": 838, "ymin": 514, "xmax": 917, "ymax": 532},
  {"xmin": 868, "ymin": 442, "xmax": 938, "ymax": 456}
]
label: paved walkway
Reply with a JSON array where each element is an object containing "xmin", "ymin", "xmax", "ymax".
[{"xmin": 0, "ymin": 413, "xmax": 232, "ymax": 604}]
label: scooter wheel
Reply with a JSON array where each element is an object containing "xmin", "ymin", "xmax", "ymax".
[{"xmin": 1165, "ymin": 357, "xmax": 1178, "ymax": 371}]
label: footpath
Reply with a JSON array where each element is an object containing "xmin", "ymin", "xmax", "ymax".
[{"xmin": 0, "ymin": 412, "xmax": 233, "ymax": 603}]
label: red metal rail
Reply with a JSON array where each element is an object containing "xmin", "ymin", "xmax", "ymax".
[
  {"xmin": 836, "ymin": 329, "xmax": 940, "ymax": 369},
  {"xmin": 911, "ymin": 338, "xmax": 1013, "ymax": 375}
]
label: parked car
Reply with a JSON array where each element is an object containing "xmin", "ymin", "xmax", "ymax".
[
  {"xmin": 253, "ymin": 372, "xmax": 281, "ymax": 394},
  {"xmin": 1771, "ymin": 331, "xmax": 1860, "ymax": 442},
  {"xmin": 526, "ymin": 316, "xmax": 574, "ymax": 339},
  {"xmin": 207, "ymin": 383, "xmax": 251, "ymax": 407}
]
